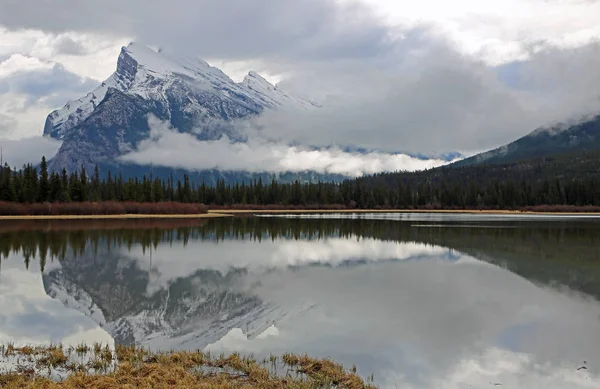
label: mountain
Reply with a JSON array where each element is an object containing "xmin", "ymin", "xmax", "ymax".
[
  {"xmin": 45, "ymin": 43, "xmax": 318, "ymax": 141},
  {"xmin": 457, "ymin": 114, "xmax": 600, "ymax": 166},
  {"xmin": 44, "ymin": 43, "xmax": 330, "ymax": 183}
]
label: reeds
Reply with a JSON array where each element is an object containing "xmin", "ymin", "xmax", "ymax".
[
  {"xmin": 0, "ymin": 344, "xmax": 376, "ymax": 388},
  {"xmin": 0, "ymin": 218, "xmax": 210, "ymax": 233},
  {"xmin": 0, "ymin": 201, "xmax": 208, "ymax": 216}
]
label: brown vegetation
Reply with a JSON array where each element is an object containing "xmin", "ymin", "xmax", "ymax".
[
  {"xmin": 0, "ymin": 344, "xmax": 376, "ymax": 389},
  {"xmin": 3, "ymin": 201, "xmax": 599, "ymax": 218},
  {"xmin": 0, "ymin": 201, "xmax": 208, "ymax": 216},
  {"xmin": 0, "ymin": 218, "xmax": 211, "ymax": 233}
]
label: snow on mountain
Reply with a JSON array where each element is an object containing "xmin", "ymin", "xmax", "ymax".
[
  {"xmin": 43, "ymin": 73, "xmax": 125, "ymax": 140},
  {"xmin": 44, "ymin": 42, "xmax": 316, "ymax": 141},
  {"xmin": 42, "ymin": 42, "xmax": 452, "ymax": 180},
  {"xmin": 241, "ymin": 71, "xmax": 321, "ymax": 110},
  {"xmin": 42, "ymin": 42, "xmax": 330, "ymax": 178}
]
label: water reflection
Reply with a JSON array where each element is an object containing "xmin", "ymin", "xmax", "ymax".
[
  {"xmin": 0, "ymin": 217, "xmax": 599, "ymax": 388},
  {"xmin": 0, "ymin": 259, "xmax": 113, "ymax": 348}
]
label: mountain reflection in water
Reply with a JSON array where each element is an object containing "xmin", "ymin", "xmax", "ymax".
[{"xmin": 0, "ymin": 216, "xmax": 599, "ymax": 388}]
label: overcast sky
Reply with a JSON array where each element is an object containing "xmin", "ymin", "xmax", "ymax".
[{"xmin": 0, "ymin": 0, "xmax": 599, "ymax": 169}]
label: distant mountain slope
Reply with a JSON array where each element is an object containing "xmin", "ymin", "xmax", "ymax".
[{"xmin": 457, "ymin": 114, "xmax": 600, "ymax": 166}]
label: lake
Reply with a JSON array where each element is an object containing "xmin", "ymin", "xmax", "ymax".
[{"xmin": 1, "ymin": 214, "xmax": 600, "ymax": 388}]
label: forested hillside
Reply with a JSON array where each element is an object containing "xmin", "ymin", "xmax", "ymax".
[
  {"xmin": 1, "ymin": 150, "xmax": 599, "ymax": 212},
  {"xmin": 456, "ymin": 114, "xmax": 600, "ymax": 166}
]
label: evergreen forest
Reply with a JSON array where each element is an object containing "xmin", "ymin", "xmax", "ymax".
[{"xmin": 1, "ymin": 152, "xmax": 599, "ymax": 212}]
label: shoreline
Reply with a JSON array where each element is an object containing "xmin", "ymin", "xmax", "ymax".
[
  {"xmin": 210, "ymin": 209, "xmax": 600, "ymax": 216},
  {"xmin": 0, "ymin": 213, "xmax": 231, "ymax": 220},
  {"xmin": 1, "ymin": 209, "xmax": 600, "ymax": 220}
]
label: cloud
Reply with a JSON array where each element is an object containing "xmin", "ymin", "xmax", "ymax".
[
  {"xmin": 357, "ymin": 0, "xmax": 600, "ymax": 64},
  {"xmin": 255, "ymin": 41, "xmax": 600, "ymax": 154},
  {"xmin": 515, "ymin": 43, "xmax": 600, "ymax": 103},
  {"xmin": 119, "ymin": 117, "xmax": 455, "ymax": 176},
  {"xmin": 125, "ymin": 238, "xmax": 451, "ymax": 294},
  {"xmin": 0, "ymin": 56, "xmax": 98, "ymax": 104},
  {"xmin": 0, "ymin": 98, "xmax": 58, "ymax": 138},
  {"xmin": 0, "ymin": 53, "xmax": 53, "ymax": 78},
  {"xmin": 0, "ymin": 53, "xmax": 99, "ymax": 138},
  {"xmin": 0, "ymin": 28, "xmax": 132, "ymax": 81},
  {"xmin": 0, "ymin": 0, "xmax": 393, "ymax": 63},
  {"xmin": 0, "ymin": 136, "xmax": 61, "ymax": 167},
  {"xmin": 51, "ymin": 35, "xmax": 88, "ymax": 56},
  {"xmin": 0, "ymin": 113, "xmax": 16, "ymax": 135},
  {"xmin": 2, "ymin": 0, "xmax": 599, "ymax": 67},
  {"xmin": 1, "ymin": 1, "xmax": 599, "ymax": 157},
  {"xmin": 0, "ymin": 262, "xmax": 113, "ymax": 348}
]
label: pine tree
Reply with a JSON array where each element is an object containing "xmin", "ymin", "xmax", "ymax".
[
  {"xmin": 60, "ymin": 169, "xmax": 70, "ymax": 202},
  {"xmin": 79, "ymin": 165, "xmax": 89, "ymax": 201},
  {"xmin": 152, "ymin": 178, "xmax": 164, "ymax": 202},
  {"xmin": 37, "ymin": 156, "xmax": 50, "ymax": 202},
  {"xmin": 49, "ymin": 172, "xmax": 62, "ymax": 202},
  {"xmin": 91, "ymin": 165, "xmax": 101, "ymax": 202},
  {"xmin": 69, "ymin": 171, "xmax": 81, "ymax": 202}
]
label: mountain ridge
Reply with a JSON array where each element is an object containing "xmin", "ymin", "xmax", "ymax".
[
  {"xmin": 45, "ymin": 43, "xmax": 317, "ymax": 141},
  {"xmin": 43, "ymin": 43, "xmax": 328, "ymax": 181}
]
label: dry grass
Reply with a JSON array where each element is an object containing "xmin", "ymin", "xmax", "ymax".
[
  {"xmin": 0, "ymin": 344, "xmax": 377, "ymax": 389},
  {"xmin": 0, "ymin": 218, "xmax": 214, "ymax": 232},
  {"xmin": 0, "ymin": 213, "xmax": 230, "ymax": 220},
  {"xmin": 0, "ymin": 201, "xmax": 210, "ymax": 217}
]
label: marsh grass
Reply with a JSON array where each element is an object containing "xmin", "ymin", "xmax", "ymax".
[
  {"xmin": 0, "ymin": 343, "xmax": 377, "ymax": 388},
  {"xmin": 0, "ymin": 201, "xmax": 208, "ymax": 216}
]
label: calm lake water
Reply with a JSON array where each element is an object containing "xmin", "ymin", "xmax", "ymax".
[{"xmin": 1, "ymin": 214, "xmax": 600, "ymax": 388}]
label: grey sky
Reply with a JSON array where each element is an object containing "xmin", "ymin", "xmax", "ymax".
[
  {"xmin": 0, "ymin": 0, "xmax": 599, "ymax": 165},
  {"xmin": 252, "ymin": 41, "xmax": 600, "ymax": 154},
  {"xmin": 0, "ymin": 63, "xmax": 97, "ymax": 104},
  {"xmin": 0, "ymin": 136, "xmax": 62, "ymax": 167},
  {"xmin": 0, "ymin": 0, "xmax": 392, "ymax": 62}
]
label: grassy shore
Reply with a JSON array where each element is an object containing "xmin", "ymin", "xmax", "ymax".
[
  {"xmin": 1, "ymin": 209, "xmax": 600, "ymax": 220},
  {"xmin": 0, "ymin": 213, "xmax": 231, "ymax": 220},
  {"xmin": 0, "ymin": 344, "xmax": 375, "ymax": 389},
  {"xmin": 1, "ymin": 208, "xmax": 600, "ymax": 220}
]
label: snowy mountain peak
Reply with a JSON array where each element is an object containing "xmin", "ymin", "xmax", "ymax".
[
  {"xmin": 43, "ymin": 42, "xmax": 317, "ymax": 142},
  {"xmin": 43, "ymin": 42, "xmax": 321, "ymax": 173},
  {"xmin": 119, "ymin": 42, "xmax": 225, "ymax": 82},
  {"xmin": 243, "ymin": 71, "xmax": 274, "ymax": 89}
]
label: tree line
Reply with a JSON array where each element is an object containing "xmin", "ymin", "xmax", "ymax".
[{"xmin": 0, "ymin": 156, "xmax": 599, "ymax": 210}]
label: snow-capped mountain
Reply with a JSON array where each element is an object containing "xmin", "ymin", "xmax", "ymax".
[
  {"xmin": 45, "ymin": 43, "xmax": 317, "ymax": 141},
  {"xmin": 44, "ymin": 43, "xmax": 321, "ymax": 180}
]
